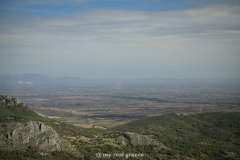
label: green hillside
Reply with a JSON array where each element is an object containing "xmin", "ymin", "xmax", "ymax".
[
  {"xmin": 0, "ymin": 95, "xmax": 50, "ymax": 122},
  {"xmin": 112, "ymin": 112, "xmax": 240, "ymax": 159},
  {"xmin": 194, "ymin": 112, "xmax": 240, "ymax": 136},
  {"xmin": 1, "ymin": 95, "xmax": 240, "ymax": 159},
  {"xmin": 0, "ymin": 96, "xmax": 105, "ymax": 160},
  {"xmin": 0, "ymin": 95, "xmax": 102, "ymax": 138}
]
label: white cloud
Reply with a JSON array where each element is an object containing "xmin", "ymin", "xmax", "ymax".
[{"xmin": 0, "ymin": 4, "xmax": 240, "ymax": 77}]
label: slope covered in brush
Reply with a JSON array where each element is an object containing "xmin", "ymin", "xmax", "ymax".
[
  {"xmin": 0, "ymin": 95, "xmax": 50, "ymax": 122},
  {"xmin": 112, "ymin": 112, "xmax": 240, "ymax": 159}
]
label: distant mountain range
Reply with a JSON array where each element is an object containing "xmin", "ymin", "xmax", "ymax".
[
  {"xmin": 1, "ymin": 73, "xmax": 240, "ymax": 94},
  {"xmin": 0, "ymin": 73, "xmax": 87, "ymax": 84}
]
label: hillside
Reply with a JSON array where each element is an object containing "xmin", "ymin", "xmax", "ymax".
[
  {"xmin": 0, "ymin": 95, "xmax": 78, "ymax": 160},
  {"xmin": 0, "ymin": 95, "xmax": 51, "ymax": 122},
  {"xmin": 112, "ymin": 112, "xmax": 240, "ymax": 159},
  {"xmin": 1, "ymin": 95, "xmax": 240, "ymax": 159}
]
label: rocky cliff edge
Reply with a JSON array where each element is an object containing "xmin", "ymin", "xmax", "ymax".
[{"xmin": 0, "ymin": 120, "xmax": 75, "ymax": 153}]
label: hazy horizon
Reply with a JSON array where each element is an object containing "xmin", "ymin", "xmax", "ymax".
[
  {"xmin": 1, "ymin": 0, "xmax": 240, "ymax": 79},
  {"xmin": 1, "ymin": 72, "xmax": 240, "ymax": 80}
]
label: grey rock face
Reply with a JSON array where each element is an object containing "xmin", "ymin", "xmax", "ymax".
[
  {"xmin": 221, "ymin": 151, "xmax": 238, "ymax": 160},
  {"xmin": 0, "ymin": 95, "xmax": 21, "ymax": 106},
  {"xmin": 117, "ymin": 132, "xmax": 165, "ymax": 148},
  {"xmin": 0, "ymin": 121, "xmax": 75, "ymax": 153},
  {"xmin": 123, "ymin": 132, "xmax": 160, "ymax": 145}
]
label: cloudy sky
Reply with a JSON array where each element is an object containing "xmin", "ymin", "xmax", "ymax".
[{"xmin": 0, "ymin": 0, "xmax": 240, "ymax": 79}]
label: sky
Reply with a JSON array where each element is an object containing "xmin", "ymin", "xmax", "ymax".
[{"xmin": 0, "ymin": 0, "xmax": 240, "ymax": 79}]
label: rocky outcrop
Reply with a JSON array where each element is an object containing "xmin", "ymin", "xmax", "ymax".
[
  {"xmin": 123, "ymin": 132, "xmax": 160, "ymax": 145},
  {"xmin": 116, "ymin": 132, "xmax": 165, "ymax": 148},
  {"xmin": 221, "ymin": 151, "xmax": 238, "ymax": 160},
  {"xmin": 0, "ymin": 121, "xmax": 75, "ymax": 153},
  {"xmin": 0, "ymin": 95, "xmax": 21, "ymax": 107},
  {"xmin": 0, "ymin": 95, "xmax": 75, "ymax": 153}
]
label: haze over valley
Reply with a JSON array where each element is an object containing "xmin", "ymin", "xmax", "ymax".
[
  {"xmin": 1, "ymin": 0, "xmax": 240, "ymax": 159},
  {"xmin": 1, "ymin": 74, "xmax": 240, "ymax": 128}
]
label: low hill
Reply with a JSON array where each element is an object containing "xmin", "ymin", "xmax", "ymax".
[{"xmin": 112, "ymin": 112, "xmax": 240, "ymax": 159}]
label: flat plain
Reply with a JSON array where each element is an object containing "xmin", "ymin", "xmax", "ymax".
[
  {"xmin": 1, "ymin": 75, "xmax": 237, "ymax": 128},
  {"xmin": 1, "ymin": 74, "xmax": 240, "ymax": 159}
]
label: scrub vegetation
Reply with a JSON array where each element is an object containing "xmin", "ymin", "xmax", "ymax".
[{"xmin": 0, "ymin": 96, "xmax": 239, "ymax": 159}]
